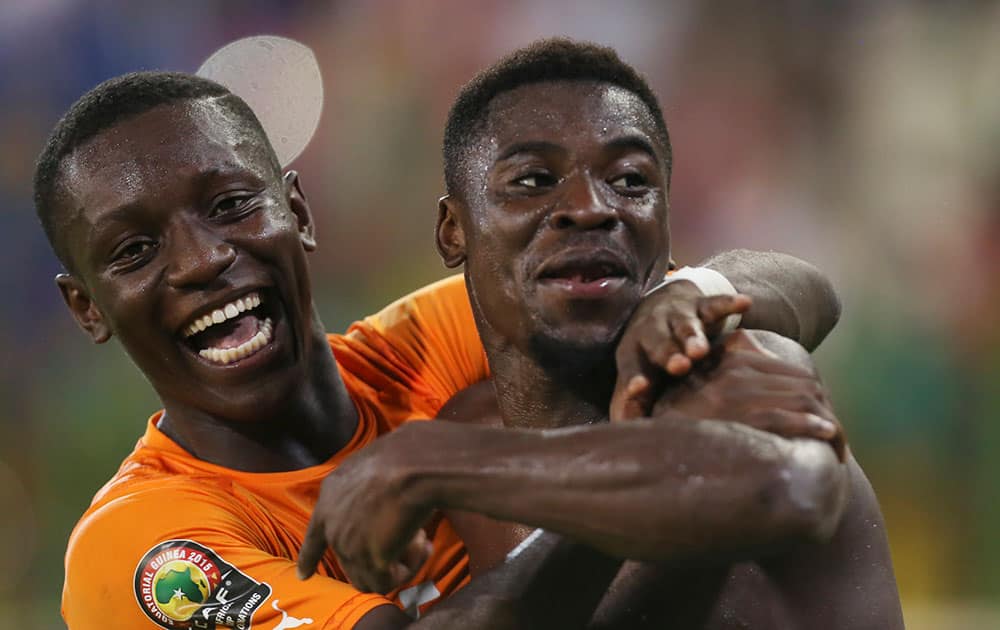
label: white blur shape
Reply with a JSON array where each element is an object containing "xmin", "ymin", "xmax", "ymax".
[{"xmin": 197, "ymin": 35, "xmax": 323, "ymax": 167}]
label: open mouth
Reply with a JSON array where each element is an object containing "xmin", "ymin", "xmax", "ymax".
[
  {"xmin": 535, "ymin": 251, "xmax": 632, "ymax": 299},
  {"xmin": 538, "ymin": 261, "xmax": 628, "ymax": 284},
  {"xmin": 180, "ymin": 291, "xmax": 276, "ymax": 365}
]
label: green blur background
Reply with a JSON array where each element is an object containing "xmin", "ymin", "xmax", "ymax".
[{"xmin": 1, "ymin": 1, "xmax": 997, "ymax": 628}]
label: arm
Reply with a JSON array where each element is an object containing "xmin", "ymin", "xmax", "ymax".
[
  {"xmin": 398, "ymin": 413, "xmax": 845, "ymax": 563},
  {"xmin": 760, "ymin": 455, "xmax": 905, "ymax": 630},
  {"xmin": 332, "ymin": 274, "xmax": 489, "ymax": 423},
  {"xmin": 299, "ymin": 332, "xmax": 848, "ymax": 585},
  {"xmin": 352, "ymin": 532, "xmax": 619, "ymax": 630},
  {"xmin": 612, "ymin": 250, "xmax": 841, "ymax": 420},
  {"xmin": 63, "ymin": 483, "xmax": 399, "ymax": 630},
  {"xmin": 702, "ymin": 249, "xmax": 841, "ymax": 351}
]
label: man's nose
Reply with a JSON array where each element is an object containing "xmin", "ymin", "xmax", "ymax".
[
  {"xmin": 164, "ymin": 220, "xmax": 236, "ymax": 288},
  {"xmin": 548, "ymin": 174, "xmax": 618, "ymax": 231}
]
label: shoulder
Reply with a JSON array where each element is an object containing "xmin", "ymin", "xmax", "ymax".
[{"xmin": 63, "ymin": 478, "xmax": 259, "ymax": 630}]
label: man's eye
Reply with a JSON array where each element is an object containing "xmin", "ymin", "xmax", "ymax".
[
  {"xmin": 113, "ymin": 240, "xmax": 156, "ymax": 265},
  {"xmin": 211, "ymin": 194, "xmax": 256, "ymax": 218},
  {"xmin": 610, "ymin": 173, "xmax": 647, "ymax": 190},
  {"xmin": 514, "ymin": 173, "xmax": 556, "ymax": 188}
]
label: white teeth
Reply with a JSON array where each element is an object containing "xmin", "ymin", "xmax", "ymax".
[
  {"xmin": 182, "ymin": 291, "xmax": 263, "ymax": 338},
  {"xmin": 198, "ymin": 317, "xmax": 273, "ymax": 364}
]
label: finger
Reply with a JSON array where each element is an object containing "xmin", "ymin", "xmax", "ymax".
[
  {"xmin": 665, "ymin": 353, "xmax": 692, "ymax": 376},
  {"xmin": 738, "ymin": 384, "xmax": 836, "ymax": 423},
  {"xmin": 344, "ymin": 560, "xmax": 393, "ymax": 594},
  {"xmin": 638, "ymin": 332, "xmax": 686, "ymax": 376},
  {"xmin": 667, "ymin": 312, "xmax": 710, "ymax": 361},
  {"xmin": 721, "ymin": 349, "xmax": 817, "ymax": 380},
  {"xmin": 611, "ymin": 374, "xmax": 654, "ymax": 421},
  {"xmin": 612, "ymin": 342, "xmax": 644, "ymax": 420},
  {"xmin": 383, "ymin": 532, "xmax": 433, "ymax": 591},
  {"xmin": 697, "ymin": 294, "xmax": 752, "ymax": 336},
  {"xmin": 745, "ymin": 409, "xmax": 838, "ymax": 440},
  {"xmin": 399, "ymin": 530, "xmax": 433, "ymax": 577},
  {"xmin": 297, "ymin": 517, "xmax": 329, "ymax": 580}
]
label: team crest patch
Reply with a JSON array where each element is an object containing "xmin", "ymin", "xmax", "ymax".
[{"xmin": 134, "ymin": 539, "xmax": 271, "ymax": 629}]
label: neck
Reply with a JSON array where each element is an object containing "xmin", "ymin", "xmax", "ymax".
[
  {"xmin": 158, "ymin": 316, "xmax": 359, "ymax": 472},
  {"xmin": 484, "ymin": 335, "xmax": 615, "ymax": 430}
]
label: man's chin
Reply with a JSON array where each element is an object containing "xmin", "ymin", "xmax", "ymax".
[{"xmin": 528, "ymin": 326, "xmax": 619, "ymax": 378}]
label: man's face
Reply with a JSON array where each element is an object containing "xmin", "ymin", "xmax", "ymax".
[
  {"xmin": 443, "ymin": 81, "xmax": 670, "ymax": 359},
  {"xmin": 56, "ymin": 98, "xmax": 319, "ymax": 421}
]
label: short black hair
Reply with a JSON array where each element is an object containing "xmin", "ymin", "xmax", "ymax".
[
  {"xmin": 33, "ymin": 71, "xmax": 279, "ymax": 270},
  {"xmin": 443, "ymin": 38, "xmax": 671, "ymax": 198}
]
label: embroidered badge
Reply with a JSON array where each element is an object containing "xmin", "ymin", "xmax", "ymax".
[{"xmin": 133, "ymin": 539, "xmax": 271, "ymax": 629}]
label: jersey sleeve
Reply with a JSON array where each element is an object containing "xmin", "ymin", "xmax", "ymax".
[
  {"xmin": 330, "ymin": 274, "xmax": 490, "ymax": 424},
  {"xmin": 62, "ymin": 483, "xmax": 393, "ymax": 630}
]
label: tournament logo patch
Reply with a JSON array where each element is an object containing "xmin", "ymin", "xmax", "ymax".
[{"xmin": 134, "ymin": 539, "xmax": 271, "ymax": 629}]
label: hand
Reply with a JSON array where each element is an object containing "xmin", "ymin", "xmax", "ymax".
[
  {"xmin": 611, "ymin": 279, "xmax": 752, "ymax": 421},
  {"xmin": 651, "ymin": 330, "xmax": 846, "ymax": 460},
  {"xmin": 297, "ymin": 426, "xmax": 435, "ymax": 593}
]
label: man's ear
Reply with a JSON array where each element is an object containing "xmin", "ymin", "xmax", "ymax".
[
  {"xmin": 55, "ymin": 274, "xmax": 111, "ymax": 343},
  {"xmin": 284, "ymin": 170, "xmax": 316, "ymax": 251},
  {"xmin": 436, "ymin": 195, "xmax": 466, "ymax": 268}
]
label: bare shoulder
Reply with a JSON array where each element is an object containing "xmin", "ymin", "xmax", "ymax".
[{"xmin": 762, "ymin": 452, "xmax": 905, "ymax": 629}]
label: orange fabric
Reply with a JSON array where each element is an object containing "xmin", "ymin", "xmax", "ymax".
[{"xmin": 62, "ymin": 275, "xmax": 487, "ymax": 629}]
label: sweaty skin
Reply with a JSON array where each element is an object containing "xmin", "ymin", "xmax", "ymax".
[
  {"xmin": 436, "ymin": 80, "xmax": 901, "ymax": 628},
  {"xmin": 53, "ymin": 90, "xmax": 852, "ymax": 630},
  {"xmin": 437, "ymin": 334, "xmax": 898, "ymax": 629},
  {"xmin": 438, "ymin": 80, "xmax": 900, "ymax": 629},
  {"xmin": 302, "ymin": 79, "xmax": 902, "ymax": 629}
]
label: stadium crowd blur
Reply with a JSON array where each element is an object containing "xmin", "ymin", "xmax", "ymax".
[{"xmin": 1, "ymin": 1, "xmax": 997, "ymax": 628}]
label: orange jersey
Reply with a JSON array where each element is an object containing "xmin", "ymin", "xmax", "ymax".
[{"xmin": 62, "ymin": 275, "xmax": 488, "ymax": 630}]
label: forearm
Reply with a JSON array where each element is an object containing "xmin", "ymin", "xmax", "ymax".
[
  {"xmin": 398, "ymin": 417, "xmax": 847, "ymax": 563},
  {"xmin": 702, "ymin": 249, "xmax": 841, "ymax": 350},
  {"xmin": 410, "ymin": 532, "xmax": 620, "ymax": 629}
]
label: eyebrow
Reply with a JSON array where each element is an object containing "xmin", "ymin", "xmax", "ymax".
[
  {"xmin": 83, "ymin": 166, "xmax": 267, "ymax": 233},
  {"xmin": 604, "ymin": 135, "xmax": 661, "ymax": 165},
  {"xmin": 495, "ymin": 135, "xmax": 661, "ymax": 165},
  {"xmin": 496, "ymin": 140, "xmax": 566, "ymax": 162}
]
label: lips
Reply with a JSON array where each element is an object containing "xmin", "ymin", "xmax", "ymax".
[
  {"xmin": 534, "ymin": 249, "xmax": 633, "ymax": 300},
  {"xmin": 179, "ymin": 290, "xmax": 276, "ymax": 365},
  {"xmin": 535, "ymin": 249, "xmax": 631, "ymax": 283}
]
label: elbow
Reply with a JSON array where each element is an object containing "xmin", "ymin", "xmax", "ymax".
[
  {"xmin": 802, "ymin": 269, "xmax": 842, "ymax": 351},
  {"xmin": 766, "ymin": 440, "xmax": 848, "ymax": 544}
]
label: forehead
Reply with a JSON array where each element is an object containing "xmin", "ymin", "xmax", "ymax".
[
  {"xmin": 484, "ymin": 80, "xmax": 661, "ymax": 151},
  {"xmin": 59, "ymin": 99, "xmax": 271, "ymax": 217}
]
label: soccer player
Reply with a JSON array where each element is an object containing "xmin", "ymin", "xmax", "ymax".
[
  {"xmin": 299, "ymin": 40, "xmax": 904, "ymax": 628},
  {"xmin": 41, "ymin": 71, "xmax": 843, "ymax": 629}
]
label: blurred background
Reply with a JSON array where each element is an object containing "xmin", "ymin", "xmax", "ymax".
[{"xmin": 1, "ymin": 1, "xmax": 997, "ymax": 627}]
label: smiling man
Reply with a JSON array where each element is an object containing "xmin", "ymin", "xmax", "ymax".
[
  {"xmin": 300, "ymin": 39, "xmax": 904, "ymax": 629},
  {"xmin": 39, "ymin": 74, "xmax": 504, "ymax": 630},
  {"xmin": 42, "ymin": 68, "xmax": 852, "ymax": 629}
]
